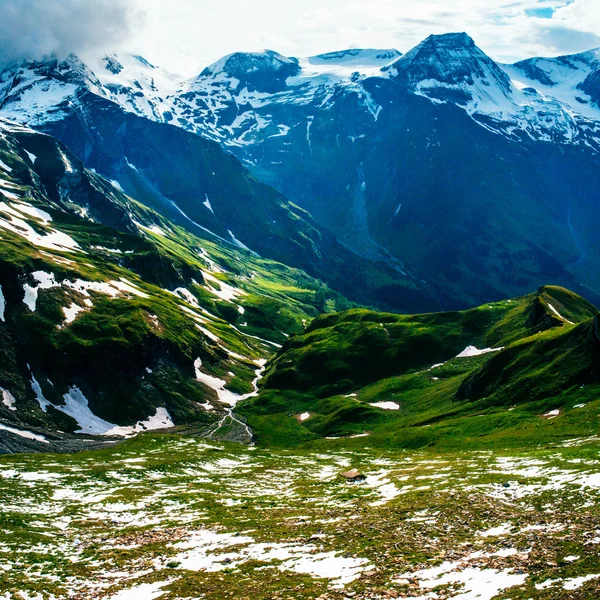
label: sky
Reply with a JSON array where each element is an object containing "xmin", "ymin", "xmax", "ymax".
[{"xmin": 1, "ymin": 0, "xmax": 600, "ymax": 76}]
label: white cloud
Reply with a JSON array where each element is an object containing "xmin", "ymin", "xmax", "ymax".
[
  {"xmin": 0, "ymin": 0, "xmax": 144, "ymax": 67},
  {"xmin": 2, "ymin": 0, "xmax": 600, "ymax": 76}
]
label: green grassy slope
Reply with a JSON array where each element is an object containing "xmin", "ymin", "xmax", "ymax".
[
  {"xmin": 240, "ymin": 286, "xmax": 600, "ymax": 448},
  {"xmin": 0, "ymin": 121, "xmax": 352, "ymax": 446}
]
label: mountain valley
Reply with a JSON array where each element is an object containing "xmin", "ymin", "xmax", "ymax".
[{"xmin": 0, "ymin": 24, "xmax": 600, "ymax": 600}]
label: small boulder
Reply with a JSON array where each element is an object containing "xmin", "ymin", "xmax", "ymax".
[{"xmin": 340, "ymin": 470, "xmax": 366, "ymax": 482}]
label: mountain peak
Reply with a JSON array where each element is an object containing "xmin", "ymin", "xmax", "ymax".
[
  {"xmin": 422, "ymin": 32, "xmax": 475, "ymax": 49},
  {"xmin": 385, "ymin": 31, "xmax": 511, "ymax": 100},
  {"xmin": 198, "ymin": 50, "xmax": 300, "ymax": 93}
]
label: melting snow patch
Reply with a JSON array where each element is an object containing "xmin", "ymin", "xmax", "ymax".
[
  {"xmin": 203, "ymin": 272, "xmax": 245, "ymax": 303},
  {"xmin": 172, "ymin": 530, "xmax": 370, "ymax": 588},
  {"xmin": 227, "ymin": 229, "xmax": 252, "ymax": 252},
  {"xmin": 0, "ymin": 284, "xmax": 4, "ymax": 321},
  {"xmin": 23, "ymin": 271, "xmax": 57, "ymax": 311},
  {"xmin": 299, "ymin": 412, "xmax": 311, "ymax": 422},
  {"xmin": 62, "ymin": 303, "xmax": 86, "ymax": 324},
  {"xmin": 203, "ymin": 194, "xmax": 214, "ymax": 213},
  {"xmin": 0, "ymin": 422, "xmax": 48, "ymax": 443},
  {"xmin": 536, "ymin": 573, "xmax": 600, "ymax": 591},
  {"xmin": 1, "ymin": 388, "xmax": 16, "ymax": 411},
  {"xmin": 0, "ymin": 159, "xmax": 12, "ymax": 172},
  {"xmin": 456, "ymin": 346, "xmax": 504, "ymax": 358},
  {"xmin": 11, "ymin": 202, "xmax": 52, "ymax": 223},
  {"xmin": 479, "ymin": 523, "xmax": 513, "ymax": 537},
  {"xmin": 544, "ymin": 409, "xmax": 560, "ymax": 418},
  {"xmin": 370, "ymin": 401, "xmax": 400, "ymax": 410},
  {"xmin": 398, "ymin": 562, "xmax": 527, "ymax": 600},
  {"xmin": 194, "ymin": 358, "xmax": 240, "ymax": 406},
  {"xmin": 104, "ymin": 407, "xmax": 175, "ymax": 437},
  {"xmin": 58, "ymin": 387, "xmax": 117, "ymax": 434},
  {"xmin": 31, "ymin": 375, "xmax": 52, "ymax": 412},
  {"xmin": 547, "ymin": 303, "xmax": 574, "ymax": 325},
  {"xmin": 107, "ymin": 581, "xmax": 170, "ymax": 599},
  {"xmin": 0, "ymin": 206, "xmax": 79, "ymax": 252}
]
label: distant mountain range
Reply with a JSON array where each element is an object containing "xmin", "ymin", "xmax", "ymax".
[{"xmin": 2, "ymin": 32, "xmax": 600, "ymax": 309}]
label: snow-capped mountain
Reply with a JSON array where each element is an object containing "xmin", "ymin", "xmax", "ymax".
[
  {"xmin": 5, "ymin": 36, "xmax": 600, "ymax": 151},
  {"xmin": 3, "ymin": 34, "xmax": 600, "ymax": 309},
  {"xmin": 0, "ymin": 52, "xmax": 179, "ymax": 126}
]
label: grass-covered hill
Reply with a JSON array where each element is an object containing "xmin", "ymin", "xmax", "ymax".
[
  {"xmin": 240, "ymin": 285, "xmax": 600, "ymax": 449},
  {"xmin": 0, "ymin": 120, "xmax": 353, "ymax": 452}
]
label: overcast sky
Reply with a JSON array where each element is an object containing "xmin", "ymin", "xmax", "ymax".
[{"xmin": 2, "ymin": 0, "xmax": 600, "ymax": 76}]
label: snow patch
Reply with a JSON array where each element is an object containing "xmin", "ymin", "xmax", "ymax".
[
  {"xmin": 0, "ymin": 422, "xmax": 48, "ymax": 443},
  {"xmin": 370, "ymin": 401, "xmax": 400, "ymax": 410},
  {"xmin": 1, "ymin": 388, "xmax": 16, "ymax": 411},
  {"xmin": 456, "ymin": 345, "xmax": 504, "ymax": 358},
  {"xmin": 547, "ymin": 302, "xmax": 575, "ymax": 325},
  {"xmin": 0, "ymin": 284, "xmax": 5, "ymax": 322}
]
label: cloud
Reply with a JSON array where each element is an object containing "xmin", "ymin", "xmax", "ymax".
[
  {"xmin": 2, "ymin": 0, "xmax": 599, "ymax": 76},
  {"xmin": 0, "ymin": 0, "xmax": 145, "ymax": 67}
]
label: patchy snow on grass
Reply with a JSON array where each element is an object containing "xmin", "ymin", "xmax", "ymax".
[
  {"xmin": 62, "ymin": 303, "xmax": 86, "ymax": 324},
  {"xmin": 0, "ymin": 422, "xmax": 48, "ymax": 443},
  {"xmin": 0, "ymin": 206, "xmax": 79, "ymax": 252},
  {"xmin": 0, "ymin": 159, "xmax": 12, "ymax": 172},
  {"xmin": 172, "ymin": 530, "xmax": 370, "ymax": 588},
  {"xmin": 24, "ymin": 272, "xmax": 149, "ymax": 312},
  {"xmin": 110, "ymin": 278, "xmax": 149, "ymax": 298},
  {"xmin": 11, "ymin": 201, "xmax": 52, "ymax": 223},
  {"xmin": 91, "ymin": 245, "xmax": 122, "ymax": 254},
  {"xmin": 479, "ymin": 523, "xmax": 513, "ymax": 537},
  {"xmin": 456, "ymin": 345, "xmax": 504, "ymax": 358},
  {"xmin": 536, "ymin": 573, "xmax": 600, "ymax": 591},
  {"xmin": 23, "ymin": 271, "xmax": 58, "ymax": 311},
  {"xmin": 107, "ymin": 581, "xmax": 171, "ymax": 599},
  {"xmin": 170, "ymin": 287, "xmax": 201, "ymax": 309},
  {"xmin": 1, "ymin": 388, "xmax": 16, "ymax": 411},
  {"xmin": 203, "ymin": 272, "xmax": 245, "ymax": 303},
  {"xmin": 399, "ymin": 562, "xmax": 528, "ymax": 600}
]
